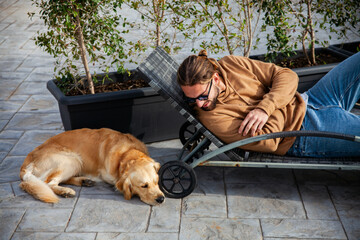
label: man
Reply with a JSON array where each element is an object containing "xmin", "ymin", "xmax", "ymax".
[{"xmin": 177, "ymin": 50, "xmax": 360, "ymax": 157}]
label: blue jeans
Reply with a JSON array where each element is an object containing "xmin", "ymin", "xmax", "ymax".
[{"xmin": 287, "ymin": 52, "xmax": 360, "ymax": 157}]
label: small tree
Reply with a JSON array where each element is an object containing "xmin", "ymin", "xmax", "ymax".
[
  {"xmin": 173, "ymin": 0, "xmax": 263, "ymax": 57},
  {"xmin": 125, "ymin": 0, "xmax": 182, "ymax": 54},
  {"xmin": 29, "ymin": 0, "xmax": 128, "ymax": 94},
  {"xmin": 315, "ymin": 0, "xmax": 360, "ymax": 39},
  {"xmin": 289, "ymin": 0, "xmax": 317, "ymax": 65},
  {"xmin": 261, "ymin": 0, "xmax": 360, "ymax": 65},
  {"xmin": 261, "ymin": 0, "xmax": 296, "ymax": 62}
]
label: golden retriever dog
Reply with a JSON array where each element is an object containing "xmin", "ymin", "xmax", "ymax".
[{"xmin": 19, "ymin": 128, "xmax": 165, "ymax": 206}]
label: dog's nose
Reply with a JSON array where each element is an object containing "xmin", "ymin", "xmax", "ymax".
[{"xmin": 156, "ymin": 196, "xmax": 164, "ymax": 204}]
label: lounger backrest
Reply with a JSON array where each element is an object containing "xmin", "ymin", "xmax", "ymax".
[{"xmin": 138, "ymin": 47, "xmax": 234, "ymax": 152}]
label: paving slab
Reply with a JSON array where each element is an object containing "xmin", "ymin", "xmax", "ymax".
[
  {"xmin": 0, "ymin": 60, "xmax": 22, "ymax": 72},
  {"xmin": 192, "ymin": 166, "xmax": 225, "ymax": 195},
  {"xmin": 24, "ymin": 67, "xmax": 54, "ymax": 82},
  {"xmin": 0, "ymin": 48, "xmax": 33, "ymax": 58},
  {"xmin": 336, "ymin": 204, "xmax": 360, "ymax": 240},
  {"xmin": 0, "ymin": 130, "xmax": 23, "ymax": 139},
  {"xmin": 225, "ymin": 167, "xmax": 295, "ymax": 184},
  {"xmin": 0, "ymin": 156, "xmax": 23, "ymax": 183},
  {"xmin": 264, "ymin": 238, "xmax": 330, "ymax": 240},
  {"xmin": 0, "ymin": 80, "xmax": 22, "ymax": 100},
  {"xmin": 0, "ymin": 182, "xmax": 14, "ymax": 200},
  {"xmin": 0, "ymin": 208, "xmax": 25, "ymax": 240},
  {"xmin": 5, "ymin": 113, "xmax": 62, "ymax": 131},
  {"xmin": 180, "ymin": 217, "xmax": 262, "ymax": 240},
  {"xmin": 294, "ymin": 169, "xmax": 356, "ymax": 186},
  {"xmin": 7, "ymin": 95, "xmax": 30, "ymax": 102},
  {"xmin": 0, "ymin": 139, "xmax": 16, "ymax": 152},
  {"xmin": 19, "ymin": 56, "xmax": 56, "ymax": 69},
  {"xmin": 19, "ymin": 95, "xmax": 58, "ymax": 113},
  {"xmin": 146, "ymin": 139, "xmax": 183, "ymax": 159},
  {"xmin": 0, "ymin": 71, "xmax": 29, "ymax": 80},
  {"xmin": 261, "ymin": 219, "xmax": 347, "ymax": 239},
  {"xmin": 0, "ymin": 54, "xmax": 27, "ymax": 62},
  {"xmin": 0, "ymin": 151, "xmax": 6, "ymax": 163},
  {"xmin": 17, "ymin": 208, "xmax": 73, "ymax": 232},
  {"xmin": 12, "ymin": 81, "xmax": 48, "ymax": 95},
  {"xmin": 80, "ymin": 181, "xmax": 118, "ymax": 196},
  {"xmin": 9, "ymin": 130, "xmax": 62, "ymax": 156},
  {"xmin": 0, "ymin": 190, "xmax": 78, "ymax": 209},
  {"xmin": 192, "ymin": 179, "xmax": 225, "ymax": 196},
  {"xmin": 147, "ymin": 198, "xmax": 181, "ymax": 233},
  {"xmin": 329, "ymin": 186, "xmax": 360, "ymax": 206},
  {"xmin": 182, "ymin": 195, "xmax": 227, "ymax": 218},
  {"xmin": 11, "ymin": 232, "xmax": 97, "ymax": 240},
  {"xmin": 227, "ymin": 183, "xmax": 306, "ymax": 219},
  {"xmin": 66, "ymin": 194, "xmax": 150, "ymax": 233},
  {"xmin": 96, "ymin": 233, "xmax": 178, "ymax": 240},
  {"xmin": 0, "ymin": 120, "xmax": 7, "ymax": 131},
  {"xmin": 0, "ymin": 100, "xmax": 25, "ymax": 119},
  {"xmin": 299, "ymin": 185, "xmax": 338, "ymax": 220}
]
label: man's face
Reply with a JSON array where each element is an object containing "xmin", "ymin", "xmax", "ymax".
[{"xmin": 181, "ymin": 80, "xmax": 220, "ymax": 111}]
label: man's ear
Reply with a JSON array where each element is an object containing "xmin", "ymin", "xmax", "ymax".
[
  {"xmin": 153, "ymin": 162, "xmax": 161, "ymax": 173},
  {"xmin": 116, "ymin": 178, "xmax": 132, "ymax": 200},
  {"xmin": 213, "ymin": 72, "xmax": 221, "ymax": 83}
]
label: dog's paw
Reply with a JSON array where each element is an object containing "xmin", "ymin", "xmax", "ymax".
[
  {"xmin": 61, "ymin": 192, "xmax": 76, "ymax": 198},
  {"xmin": 60, "ymin": 188, "xmax": 76, "ymax": 198},
  {"xmin": 82, "ymin": 179, "xmax": 96, "ymax": 187}
]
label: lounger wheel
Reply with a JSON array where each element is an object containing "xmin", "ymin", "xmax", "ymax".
[
  {"xmin": 158, "ymin": 161, "xmax": 197, "ymax": 198},
  {"xmin": 179, "ymin": 121, "xmax": 210, "ymax": 155}
]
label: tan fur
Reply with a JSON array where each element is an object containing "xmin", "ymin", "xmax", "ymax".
[{"xmin": 19, "ymin": 128, "xmax": 165, "ymax": 205}]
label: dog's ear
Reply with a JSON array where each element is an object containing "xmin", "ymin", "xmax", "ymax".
[
  {"xmin": 122, "ymin": 178, "xmax": 132, "ymax": 200},
  {"xmin": 153, "ymin": 162, "xmax": 161, "ymax": 173},
  {"xmin": 115, "ymin": 177, "xmax": 132, "ymax": 200}
]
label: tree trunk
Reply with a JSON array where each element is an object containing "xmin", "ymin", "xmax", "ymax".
[
  {"xmin": 307, "ymin": 0, "xmax": 316, "ymax": 65},
  {"xmin": 243, "ymin": 0, "xmax": 251, "ymax": 57},
  {"xmin": 75, "ymin": 14, "xmax": 95, "ymax": 94},
  {"xmin": 153, "ymin": 0, "xmax": 165, "ymax": 47},
  {"xmin": 302, "ymin": 30, "xmax": 311, "ymax": 66}
]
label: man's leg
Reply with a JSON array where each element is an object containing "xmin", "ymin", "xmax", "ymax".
[
  {"xmin": 288, "ymin": 52, "xmax": 360, "ymax": 157},
  {"xmin": 288, "ymin": 106, "xmax": 360, "ymax": 157},
  {"xmin": 306, "ymin": 52, "xmax": 360, "ymax": 110}
]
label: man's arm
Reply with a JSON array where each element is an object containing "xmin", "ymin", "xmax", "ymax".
[{"xmin": 231, "ymin": 56, "xmax": 299, "ymax": 136}]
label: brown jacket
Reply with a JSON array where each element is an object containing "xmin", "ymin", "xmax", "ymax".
[{"xmin": 195, "ymin": 55, "xmax": 306, "ymax": 155}]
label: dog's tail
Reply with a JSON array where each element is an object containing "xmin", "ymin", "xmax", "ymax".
[{"xmin": 19, "ymin": 164, "xmax": 59, "ymax": 203}]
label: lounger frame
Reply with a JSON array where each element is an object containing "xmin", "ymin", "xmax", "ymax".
[{"xmin": 138, "ymin": 47, "xmax": 360, "ymax": 172}]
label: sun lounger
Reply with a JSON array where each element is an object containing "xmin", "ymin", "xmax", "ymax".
[{"xmin": 138, "ymin": 47, "xmax": 360, "ymax": 198}]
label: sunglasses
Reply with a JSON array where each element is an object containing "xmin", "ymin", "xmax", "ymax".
[{"xmin": 183, "ymin": 79, "xmax": 213, "ymax": 103}]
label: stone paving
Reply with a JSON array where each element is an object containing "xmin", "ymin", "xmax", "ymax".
[{"xmin": 1, "ymin": 1, "xmax": 360, "ymax": 240}]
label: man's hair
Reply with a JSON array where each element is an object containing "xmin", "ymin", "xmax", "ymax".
[{"xmin": 177, "ymin": 50, "xmax": 218, "ymax": 86}]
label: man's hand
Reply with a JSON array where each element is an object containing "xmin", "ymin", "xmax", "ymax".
[{"xmin": 238, "ymin": 108, "xmax": 269, "ymax": 136}]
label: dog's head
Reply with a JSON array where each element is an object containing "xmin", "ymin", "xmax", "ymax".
[{"xmin": 117, "ymin": 156, "xmax": 165, "ymax": 206}]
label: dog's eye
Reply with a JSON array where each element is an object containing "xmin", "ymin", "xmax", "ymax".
[{"xmin": 141, "ymin": 183, "xmax": 149, "ymax": 188}]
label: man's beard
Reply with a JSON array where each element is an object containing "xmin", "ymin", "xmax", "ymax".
[{"xmin": 201, "ymin": 86, "xmax": 220, "ymax": 111}]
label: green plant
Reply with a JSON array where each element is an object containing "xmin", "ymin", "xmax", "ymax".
[
  {"xmin": 315, "ymin": 0, "xmax": 360, "ymax": 40},
  {"xmin": 125, "ymin": 0, "xmax": 182, "ymax": 54},
  {"xmin": 29, "ymin": 0, "xmax": 128, "ymax": 94},
  {"xmin": 261, "ymin": 0, "xmax": 360, "ymax": 65},
  {"xmin": 172, "ymin": 0, "xmax": 263, "ymax": 57},
  {"xmin": 261, "ymin": 0, "xmax": 296, "ymax": 62}
]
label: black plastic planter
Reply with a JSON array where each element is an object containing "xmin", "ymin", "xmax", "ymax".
[
  {"xmin": 47, "ymin": 72, "xmax": 186, "ymax": 143},
  {"xmin": 329, "ymin": 41, "xmax": 360, "ymax": 57},
  {"xmin": 293, "ymin": 63, "xmax": 339, "ymax": 93},
  {"xmin": 250, "ymin": 47, "xmax": 349, "ymax": 93}
]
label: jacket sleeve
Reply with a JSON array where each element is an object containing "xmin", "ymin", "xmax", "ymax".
[
  {"xmin": 230, "ymin": 56, "xmax": 299, "ymax": 116},
  {"xmin": 200, "ymin": 107, "xmax": 286, "ymax": 154}
]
